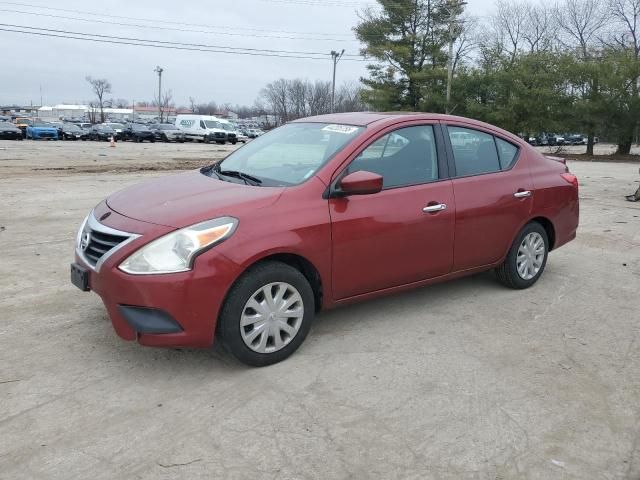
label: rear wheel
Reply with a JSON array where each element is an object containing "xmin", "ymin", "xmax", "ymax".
[
  {"xmin": 218, "ymin": 261, "xmax": 315, "ymax": 367},
  {"xmin": 495, "ymin": 222, "xmax": 549, "ymax": 289}
]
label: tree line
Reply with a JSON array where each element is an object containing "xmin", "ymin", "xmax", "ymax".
[{"xmin": 355, "ymin": 0, "xmax": 640, "ymax": 154}]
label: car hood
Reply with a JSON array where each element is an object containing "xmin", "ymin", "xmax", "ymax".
[{"xmin": 106, "ymin": 169, "xmax": 284, "ymax": 228}]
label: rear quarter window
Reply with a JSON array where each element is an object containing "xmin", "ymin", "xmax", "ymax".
[{"xmin": 495, "ymin": 137, "xmax": 519, "ymax": 169}]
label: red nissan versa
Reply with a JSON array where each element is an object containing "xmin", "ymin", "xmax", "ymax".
[{"xmin": 71, "ymin": 113, "xmax": 579, "ymax": 366}]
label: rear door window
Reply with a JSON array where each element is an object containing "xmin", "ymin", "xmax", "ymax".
[{"xmin": 447, "ymin": 126, "xmax": 500, "ymax": 177}]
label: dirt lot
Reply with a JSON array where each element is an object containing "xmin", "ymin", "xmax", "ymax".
[{"xmin": 1, "ymin": 140, "xmax": 639, "ymax": 479}]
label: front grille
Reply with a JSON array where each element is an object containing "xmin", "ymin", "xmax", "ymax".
[
  {"xmin": 39, "ymin": 132, "xmax": 56, "ymax": 138},
  {"xmin": 214, "ymin": 132, "xmax": 225, "ymax": 138},
  {"xmin": 84, "ymin": 230, "xmax": 129, "ymax": 266},
  {"xmin": 227, "ymin": 133, "xmax": 236, "ymax": 139}
]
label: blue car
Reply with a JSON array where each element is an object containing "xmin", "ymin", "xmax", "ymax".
[{"xmin": 26, "ymin": 122, "xmax": 59, "ymax": 140}]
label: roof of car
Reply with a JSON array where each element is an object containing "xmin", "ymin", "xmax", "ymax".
[
  {"xmin": 292, "ymin": 112, "xmax": 523, "ymax": 143},
  {"xmin": 292, "ymin": 112, "xmax": 490, "ymax": 126}
]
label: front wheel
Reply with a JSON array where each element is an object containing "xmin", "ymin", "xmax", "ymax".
[
  {"xmin": 218, "ymin": 261, "xmax": 315, "ymax": 367},
  {"xmin": 495, "ymin": 222, "xmax": 549, "ymax": 289}
]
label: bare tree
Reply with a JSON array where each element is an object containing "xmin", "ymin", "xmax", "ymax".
[
  {"xmin": 85, "ymin": 76, "xmax": 112, "ymax": 123},
  {"xmin": 157, "ymin": 89, "xmax": 174, "ymax": 122},
  {"xmin": 334, "ymin": 81, "xmax": 365, "ymax": 113},
  {"xmin": 554, "ymin": 0, "xmax": 606, "ymax": 58},
  {"xmin": 608, "ymin": 0, "xmax": 640, "ymax": 57},
  {"xmin": 493, "ymin": 0, "xmax": 528, "ymax": 63},
  {"xmin": 261, "ymin": 79, "xmax": 290, "ymax": 124},
  {"xmin": 113, "ymin": 98, "xmax": 129, "ymax": 109},
  {"xmin": 308, "ymin": 81, "xmax": 332, "ymax": 115},
  {"xmin": 522, "ymin": 4, "xmax": 555, "ymax": 53},
  {"xmin": 452, "ymin": 16, "xmax": 477, "ymax": 74}
]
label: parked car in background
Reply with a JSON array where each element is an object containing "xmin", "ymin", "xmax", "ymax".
[
  {"xmin": 89, "ymin": 124, "xmax": 117, "ymax": 142},
  {"xmin": 547, "ymin": 133, "xmax": 565, "ymax": 146},
  {"xmin": 71, "ymin": 112, "xmax": 579, "ymax": 366},
  {"xmin": 122, "ymin": 123, "xmax": 155, "ymax": 143},
  {"xmin": 102, "ymin": 122, "xmax": 126, "ymax": 139},
  {"xmin": 59, "ymin": 123, "xmax": 86, "ymax": 140},
  {"xmin": 14, "ymin": 118, "xmax": 33, "ymax": 138},
  {"xmin": 235, "ymin": 130, "xmax": 248, "ymax": 143},
  {"xmin": 150, "ymin": 123, "xmax": 186, "ymax": 142},
  {"xmin": 0, "ymin": 121, "xmax": 23, "ymax": 140},
  {"xmin": 565, "ymin": 134, "xmax": 586, "ymax": 145},
  {"xmin": 26, "ymin": 122, "xmax": 58, "ymax": 140}
]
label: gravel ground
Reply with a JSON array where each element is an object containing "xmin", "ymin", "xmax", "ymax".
[{"xmin": 0, "ymin": 140, "xmax": 639, "ymax": 479}]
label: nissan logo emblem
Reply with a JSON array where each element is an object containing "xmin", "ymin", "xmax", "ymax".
[{"xmin": 80, "ymin": 232, "xmax": 91, "ymax": 251}]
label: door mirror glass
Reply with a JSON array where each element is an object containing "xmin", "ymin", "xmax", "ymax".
[{"xmin": 338, "ymin": 171, "xmax": 383, "ymax": 196}]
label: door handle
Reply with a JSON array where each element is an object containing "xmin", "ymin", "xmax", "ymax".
[
  {"xmin": 513, "ymin": 190, "xmax": 532, "ymax": 198},
  {"xmin": 423, "ymin": 203, "xmax": 447, "ymax": 213}
]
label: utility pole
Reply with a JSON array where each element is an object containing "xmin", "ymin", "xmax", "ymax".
[
  {"xmin": 330, "ymin": 50, "xmax": 344, "ymax": 113},
  {"xmin": 154, "ymin": 66, "xmax": 163, "ymax": 122},
  {"xmin": 445, "ymin": 0, "xmax": 467, "ymax": 114}
]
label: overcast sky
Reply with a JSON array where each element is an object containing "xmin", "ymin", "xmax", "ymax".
[{"xmin": 0, "ymin": 0, "xmax": 489, "ymax": 108}]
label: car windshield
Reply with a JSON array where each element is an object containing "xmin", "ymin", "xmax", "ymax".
[
  {"xmin": 221, "ymin": 124, "xmax": 234, "ymax": 131},
  {"xmin": 204, "ymin": 120, "xmax": 222, "ymax": 129},
  {"xmin": 64, "ymin": 124, "xmax": 81, "ymax": 131},
  {"xmin": 97, "ymin": 125, "xmax": 114, "ymax": 131},
  {"xmin": 33, "ymin": 123, "xmax": 52, "ymax": 127},
  {"xmin": 132, "ymin": 124, "xmax": 150, "ymax": 131},
  {"xmin": 209, "ymin": 122, "xmax": 364, "ymax": 186},
  {"xmin": 106, "ymin": 123, "xmax": 124, "ymax": 129}
]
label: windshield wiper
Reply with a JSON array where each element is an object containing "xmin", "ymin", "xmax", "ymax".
[{"xmin": 213, "ymin": 163, "xmax": 262, "ymax": 186}]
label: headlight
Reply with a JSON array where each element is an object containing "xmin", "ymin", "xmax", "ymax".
[
  {"xmin": 118, "ymin": 217, "xmax": 237, "ymax": 275},
  {"xmin": 76, "ymin": 214, "xmax": 89, "ymax": 249}
]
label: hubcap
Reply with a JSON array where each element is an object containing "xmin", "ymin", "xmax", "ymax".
[
  {"xmin": 516, "ymin": 232, "xmax": 545, "ymax": 280},
  {"xmin": 240, "ymin": 282, "xmax": 304, "ymax": 354}
]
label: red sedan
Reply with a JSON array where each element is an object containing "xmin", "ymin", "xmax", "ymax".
[{"xmin": 71, "ymin": 113, "xmax": 579, "ymax": 366}]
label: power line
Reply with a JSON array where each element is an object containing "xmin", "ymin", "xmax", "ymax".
[
  {"xmin": 0, "ymin": 25, "xmax": 368, "ymax": 61},
  {"xmin": 0, "ymin": 1, "xmax": 359, "ymax": 37},
  {"xmin": 0, "ymin": 23, "xmax": 364, "ymax": 58},
  {"xmin": 0, "ymin": 8, "xmax": 362, "ymax": 42}
]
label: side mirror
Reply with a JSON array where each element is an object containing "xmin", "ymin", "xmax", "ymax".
[{"xmin": 337, "ymin": 170, "xmax": 383, "ymax": 196}]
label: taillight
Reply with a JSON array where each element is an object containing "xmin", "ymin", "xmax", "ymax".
[{"xmin": 561, "ymin": 173, "xmax": 578, "ymax": 188}]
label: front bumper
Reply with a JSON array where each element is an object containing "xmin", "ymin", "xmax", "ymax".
[{"xmin": 73, "ymin": 206, "xmax": 241, "ymax": 348}]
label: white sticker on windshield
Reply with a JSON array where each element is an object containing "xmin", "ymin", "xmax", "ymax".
[
  {"xmin": 303, "ymin": 169, "xmax": 315, "ymax": 179},
  {"xmin": 321, "ymin": 124, "xmax": 359, "ymax": 135}
]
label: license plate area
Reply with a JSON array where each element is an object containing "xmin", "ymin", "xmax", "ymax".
[{"xmin": 70, "ymin": 263, "xmax": 90, "ymax": 291}]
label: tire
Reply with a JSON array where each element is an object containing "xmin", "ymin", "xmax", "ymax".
[
  {"xmin": 495, "ymin": 222, "xmax": 549, "ymax": 289},
  {"xmin": 150, "ymin": 138, "xmax": 155, "ymax": 143},
  {"xmin": 218, "ymin": 261, "xmax": 315, "ymax": 367},
  {"xmin": 231, "ymin": 140, "xmax": 237, "ymax": 145}
]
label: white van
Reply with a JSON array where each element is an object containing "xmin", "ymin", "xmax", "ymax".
[{"xmin": 175, "ymin": 115, "xmax": 228, "ymax": 144}]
